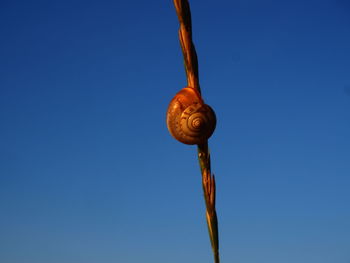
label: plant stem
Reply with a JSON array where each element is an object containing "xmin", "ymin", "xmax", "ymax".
[{"xmin": 173, "ymin": 1, "xmax": 220, "ymax": 262}]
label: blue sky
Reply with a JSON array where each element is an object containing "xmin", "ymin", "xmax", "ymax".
[{"xmin": 0, "ymin": 0, "xmax": 350, "ymax": 262}]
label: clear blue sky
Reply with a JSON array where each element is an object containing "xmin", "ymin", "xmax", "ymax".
[{"xmin": 1, "ymin": 0, "xmax": 350, "ymax": 262}]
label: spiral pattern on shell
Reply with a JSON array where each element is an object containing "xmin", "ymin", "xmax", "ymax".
[{"xmin": 166, "ymin": 87, "xmax": 216, "ymax": 145}]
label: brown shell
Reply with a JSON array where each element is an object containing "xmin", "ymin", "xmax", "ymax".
[{"xmin": 166, "ymin": 87, "xmax": 216, "ymax": 145}]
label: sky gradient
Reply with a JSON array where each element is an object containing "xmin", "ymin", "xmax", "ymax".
[{"xmin": 1, "ymin": 0, "xmax": 350, "ymax": 262}]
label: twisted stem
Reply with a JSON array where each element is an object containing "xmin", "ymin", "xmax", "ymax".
[
  {"xmin": 173, "ymin": 1, "xmax": 220, "ymax": 262},
  {"xmin": 174, "ymin": 0, "xmax": 200, "ymax": 92}
]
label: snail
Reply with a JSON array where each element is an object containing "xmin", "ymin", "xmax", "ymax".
[{"xmin": 166, "ymin": 87, "xmax": 216, "ymax": 145}]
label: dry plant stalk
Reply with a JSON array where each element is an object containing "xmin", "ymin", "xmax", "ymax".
[{"xmin": 173, "ymin": 0, "xmax": 220, "ymax": 262}]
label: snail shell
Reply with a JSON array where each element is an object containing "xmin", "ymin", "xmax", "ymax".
[{"xmin": 166, "ymin": 87, "xmax": 216, "ymax": 145}]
